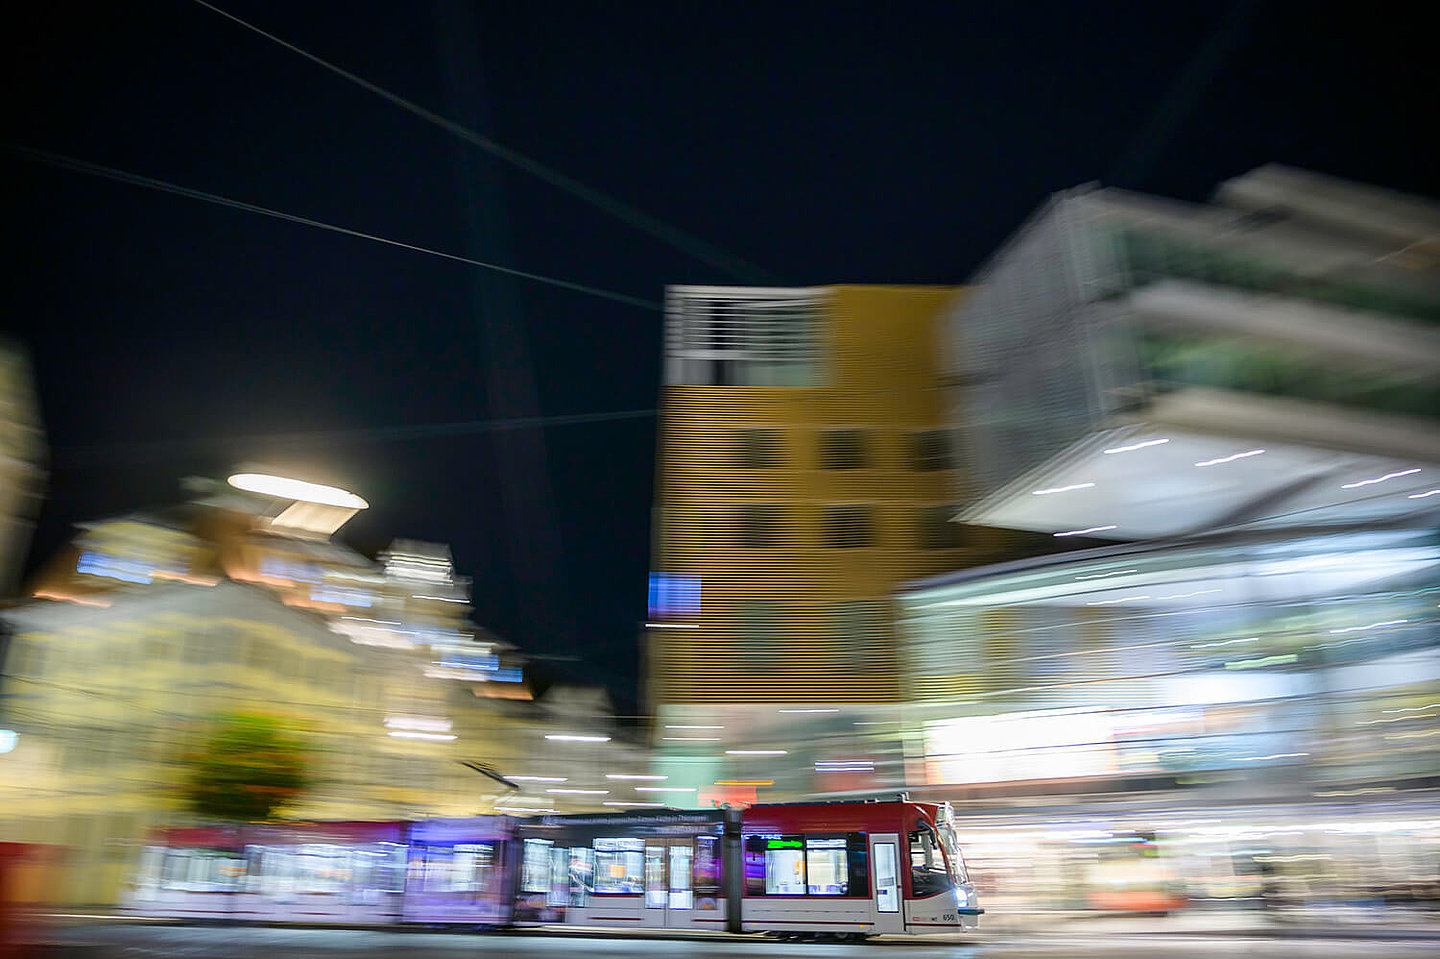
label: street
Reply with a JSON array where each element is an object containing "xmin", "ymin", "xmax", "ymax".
[{"xmin": 40, "ymin": 924, "xmax": 1440, "ymax": 959}]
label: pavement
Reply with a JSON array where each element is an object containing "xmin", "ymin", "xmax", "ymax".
[
  {"xmin": 18, "ymin": 922, "xmax": 1440, "ymax": 959},
  {"xmin": 15, "ymin": 907, "xmax": 1440, "ymax": 950}
]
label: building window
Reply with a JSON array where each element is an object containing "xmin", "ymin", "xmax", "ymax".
[
  {"xmin": 736, "ymin": 602, "xmax": 781, "ymax": 673},
  {"xmin": 666, "ymin": 287, "xmax": 822, "ymax": 387},
  {"xmin": 819, "ymin": 429, "xmax": 869, "ymax": 469},
  {"xmin": 918, "ymin": 506, "xmax": 962, "ymax": 549},
  {"xmin": 735, "ymin": 428, "xmax": 782, "ymax": 468},
  {"xmin": 737, "ymin": 504, "xmax": 783, "ymax": 547},
  {"xmin": 833, "ymin": 600, "xmax": 885, "ymax": 668},
  {"xmin": 909, "ymin": 430, "xmax": 952, "ymax": 471},
  {"xmin": 823, "ymin": 505, "xmax": 875, "ymax": 548}
]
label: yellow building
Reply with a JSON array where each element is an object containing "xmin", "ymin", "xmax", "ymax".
[
  {"xmin": 0, "ymin": 474, "xmax": 642, "ymax": 907},
  {"xmin": 0, "ymin": 341, "xmax": 45, "ymax": 596},
  {"xmin": 647, "ymin": 284, "xmax": 1004, "ymax": 707},
  {"xmin": 644, "ymin": 285, "xmax": 1051, "ymax": 800}
]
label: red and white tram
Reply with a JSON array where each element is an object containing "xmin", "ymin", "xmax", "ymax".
[
  {"xmin": 123, "ymin": 800, "xmax": 980, "ymax": 939},
  {"xmin": 738, "ymin": 800, "xmax": 979, "ymax": 937}
]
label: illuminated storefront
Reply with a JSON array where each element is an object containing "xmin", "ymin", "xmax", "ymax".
[{"xmin": 900, "ymin": 526, "xmax": 1439, "ymax": 795}]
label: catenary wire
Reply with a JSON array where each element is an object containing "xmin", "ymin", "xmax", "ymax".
[
  {"xmin": 6, "ymin": 144, "xmax": 661, "ymax": 313},
  {"xmin": 189, "ymin": 0, "xmax": 774, "ymax": 284}
]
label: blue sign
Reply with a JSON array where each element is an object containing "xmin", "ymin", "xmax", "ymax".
[{"xmin": 648, "ymin": 574, "xmax": 700, "ymax": 619}]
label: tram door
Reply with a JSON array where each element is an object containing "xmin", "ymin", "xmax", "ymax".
[
  {"xmin": 870, "ymin": 834, "xmax": 904, "ymax": 935},
  {"xmin": 641, "ymin": 839, "xmax": 698, "ymax": 928}
]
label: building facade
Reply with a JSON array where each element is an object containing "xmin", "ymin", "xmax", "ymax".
[
  {"xmin": 645, "ymin": 285, "xmax": 1052, "ymax": 803},
  {"xmin": 893, "ymin": 166, "xmax": 1440, "ymax": 919},
  {"xmin": 0, "ymin": 473, "xmax": 643, "ymax": 906},
  {"xmin": 0, "ymin": 342, "xmax": 45, "ymax": 596}
]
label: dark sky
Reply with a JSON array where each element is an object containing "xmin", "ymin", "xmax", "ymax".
[{"xmin": 3, "ymin": 1, "xmax": 1432, "ymax": 711}]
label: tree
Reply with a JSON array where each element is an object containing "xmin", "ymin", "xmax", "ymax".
[{"xmin": 179, "ymin": 712, "xmax": 312, "ymax": 822}]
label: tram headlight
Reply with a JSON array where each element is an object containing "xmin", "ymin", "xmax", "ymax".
[{"xmin": 954, "ymin": 886, "xmax": 970, "ymax": 908}]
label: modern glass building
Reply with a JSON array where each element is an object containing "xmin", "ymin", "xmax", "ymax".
[
  {"xmin": 895, "ymin": 166, "xmax": 1440, "ymax": 920},
  {"xmin": 945, "ymin": 165, "xmax": 1440, "ymax": 541}
]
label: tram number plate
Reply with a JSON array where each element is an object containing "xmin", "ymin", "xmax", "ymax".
[{"xmin": 941, "ymin": 912, "xmax": 958, "ymax": 922}]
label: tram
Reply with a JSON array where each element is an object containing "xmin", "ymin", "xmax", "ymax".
[{"xmin": 122, "ymin": 800, "xmax": 981, "ymax": 938}]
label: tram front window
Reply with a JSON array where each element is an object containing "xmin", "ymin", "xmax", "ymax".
[
  {"xmin": 909, "ymin": 825, "xmax": 953, "ymax": 898},
  {"xmin": 937, "ymin": 823, "xmax": 968, "ymax": 883}
]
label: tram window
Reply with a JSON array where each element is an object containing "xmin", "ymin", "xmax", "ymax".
[
  {"xmin": 593, "ymin": 837, "xmax": 645, "ymax": 895},
  {"xmin": 569, "ymin": 846, "xmax": 594, "ymax": 906},
  {"xmin": 937, "ymin": 823, "xmax": 968, "ymax": 882},
  {"xmin": 909, "ymin": 827, "xmax": 952, "ymax": 898},
  {"xmin": 805, "ymin": 837, "xmax": 847, "ymax": 895},
  {"xmin": 548, "ymin": 846, "xmax": 569, "ymax": 907},
  {"xmin": 763, "ymin": 836, "xmax": 807, "ymax": 895},
  {"xmin": 645, "ymin": 847, "xmax": 667, "ymax": 908},
  {"xmin": 846, "ymin": 833, "xmax": 870, "ymax": 897},
  {"xmin": 694, "ymin": 836, "xmax": 721, "ymax": 908},
  {"xmin": 521, "ymin": 839, "xmax": 553, "ymax": 894},
  {"xmin": 744, "ymin": 833, "xmax": 869, "ymax": 897}
]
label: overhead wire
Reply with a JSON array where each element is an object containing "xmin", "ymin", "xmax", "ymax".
[
  {"xmin": 51, "ymin": 406, "xmax": 660, "ymax": 467},
  {"xmin": 5, "ymin": 144, "xmax": 661, "ymax": 313},
  {"xmin": 188, "ymin": 0, "xmax": 775, "ymax": 284}
]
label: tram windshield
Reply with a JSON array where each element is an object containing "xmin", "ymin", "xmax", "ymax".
[
  {"xmin": 908, "ymin": 822, "xmax": 954, "ymax": 897},
  {"xmin": 936, "ymin": 822, "xmax": 968, "ymax": 883}
]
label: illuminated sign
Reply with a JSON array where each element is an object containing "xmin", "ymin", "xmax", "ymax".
[
  {"xmin": 648, "ymin": 574, "xmax": 700, "ymax": 619},
  {"xmin": 925, "ymin": 709, "xmax": 1120, "ymax": 785}
]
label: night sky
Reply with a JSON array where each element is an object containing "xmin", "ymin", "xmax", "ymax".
[{"xmin": 3, "ymin": 1, "xmax": 1432, "ymax": 712}]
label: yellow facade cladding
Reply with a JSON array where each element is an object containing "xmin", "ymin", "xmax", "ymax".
[
  {"xmin": 650, "ymin": 284, "xmax": 1015, "ymax": 706},
  {"xmin": 0, "ymin": 583, "xmax": 513, "ymax": 907}
]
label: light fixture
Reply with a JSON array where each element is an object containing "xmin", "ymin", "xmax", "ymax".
[
  {"xmin": 1342, "ymin": 468, "xmax": 1421, "ymax": 490},
  {"xmin": 546, "ymin": 788, "xmax": 609, "ymax": 795},
  {"xmin": 1075, "ymin": 569, "xmax": 1139, "ymax": 580},
  {"xmin": 606, "ymin": 774, "xmax": 668, "ymax": 781},
  {"xmin": 507, "ymin": 776, "xmax": 568, "ymax": 783},
  {"xmin": 635, "ymin": 786, "xmax": 695, "ymax": 793},
  {"xmin": 384, "ymin": 715, "xmax": 452, "ymax": 733},
  {"xmin": 1032, "ymin": 482, "xmax": 1095, "ymax": 495},
  {"xmin": 387, "ymin": 730, "xmax": 457, "ymax": 742},
  {"xmin": 1055, "ymin": 525, "xmax": 1117, "ymax": 537},
  {"xmin": 725, "ymin": 749, "xmax": 787, "ymax": 756},
  {"xmin": 1195, "ymin": 449, "xmax": 1265, "ymax": 467},
  {"xmin": 1084, "ymin": 595, "xmax": 1151, "ymax": 606},
  {"xmin": 545, "ymin": 734, "xmax": 611, "ymax": 742},
  {"xmin": 1408, "ymin": 489, "xmax": 1440, "ymax": 499},
  {"xmin": 1102, "ymin": 438, "xmax": 1169, "ymax": 454},
  {"xmin": 716, "ymin": 780, "xmax": 773, "ymax": 786},
  {"xmin": 227, "ymin": 472, "xmax": 368, "ymax": 509}
]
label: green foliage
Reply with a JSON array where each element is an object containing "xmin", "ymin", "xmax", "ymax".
[{"xmin": 180, "ymin": 712, "xmax": 312, "ymax": 822}]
